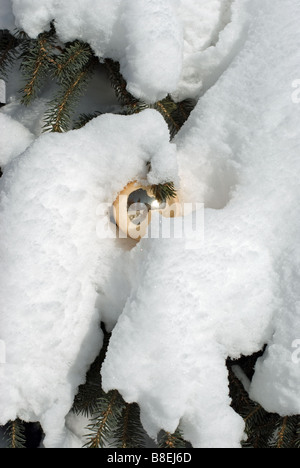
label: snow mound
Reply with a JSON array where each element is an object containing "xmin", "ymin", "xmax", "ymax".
[
  {"xmin": 0, "ymin": 109, "xmax": 175, "ymax": 447},
  {"xmin": 101, "ymin": 0, "xmax": 300, "ymax": 447},
  {"xmin": 1, "ymin": 0, "xmax": 300, "ymax": 450},
  {"xmin": 3, "ymin": 0, "xmax": 248, "ymax": 103}
]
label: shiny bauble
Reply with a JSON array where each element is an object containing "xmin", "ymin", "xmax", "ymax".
[{"xmin": 113, "ymin": 181, "xmax": 180, "ymax": 240}]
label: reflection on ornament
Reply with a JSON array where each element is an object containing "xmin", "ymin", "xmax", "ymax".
[{"xmin": 113, "ymin": 181, "xmax": 181, "ymax": 240}]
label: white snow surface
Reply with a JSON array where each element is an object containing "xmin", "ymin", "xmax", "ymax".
[
  {"xmin": 3, "ymin": 0, "xmax": 248, "ymax": 103},
  {"xmin": 0, "ymin": 0, "xmax": 300, "ymax": 449},
  {"xmin": 0, "ymin": 110, "xmax": 176, "ymax": 447},
  {"xmin": 102, "ymin": 0, "xmax": 300, "ymax": 447},
  {"xmin": 0, "ymin": 114, "xmax": 34, "ymax": 167}
]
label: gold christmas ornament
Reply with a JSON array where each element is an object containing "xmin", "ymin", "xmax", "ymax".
[{"xmin": 113, "ymin": 181, "xmax": 181, "ymax": 240}]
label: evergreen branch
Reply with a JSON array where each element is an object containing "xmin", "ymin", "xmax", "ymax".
[
  {"xmin": 84, "ymin": 390, "xmax": 125, "ymax": 448},
  {"xmin": 228, "ymin": 364, "xmax": 275, "ymax": 448},
  {"xmin": 151, "ymin": 98, "xmax": 180, "ymax": 139},
  {"xmin": 75, "ymin": 325, "xmax": 146, "ymax": 449},
  {"xmin": 73, "ymin": 326, "xmax": 111, "ymax": 417},
  {"xmin": 113, "ymin": 403, "xmax": 145, "ymax": 449},
  {"xmin": 55, "ymin": 41, "xmax": 93, "ymax": 77},
  {"xmin": 50, "ymin": 69, "xmax": 88, "ymax": 131},
  {"xmin": 117, "ymin": 404, "xmax": 133, "ymax": 448},
  {"xmin": 104, "ymin": 59, "xmax": 195, "ymax": 139},
  {"xmin": 5, "ymin": 419, "xmax": 26, "ymax": 449},
  {"xmin": 173, "ymin": 99, "xmax": 195, "ymax": 127},
  {"xmin": 19, "ymin": 27, "xmax": 57, "ymax": 105},
  {"xmin": 43, "ymin": 56, "xmax": 97, "ymax": 132},
  {"xmin": 151, "ymin": 97, "xmax": 195, "ymax": 139},
  {"xmin": 293, "ymin": 417, "xmax": 300, "ymax": 448},
  {"xmin": 276, "ymin": 417, "xmax": 288, "ymax": 449},
  {"xmin": 269, "ymin": 416, "xmax": 300, "ymax": 449},
  {"xmin": 104, "ymin": 59, "xmax": 140, "ymax": 111},
  {"xmin": 228, "ymin": 360, "xmax": 300, "ymax": 449},
  {"xmin": 158, "ymin": 428, "xmax": 187, "ymax": 449},
  {"xmin": 22, "ymin": 39, "xmax": 47, "ymax": 101}
]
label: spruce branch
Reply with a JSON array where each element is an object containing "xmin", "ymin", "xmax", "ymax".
[
  {"xmin": 104, "ymin": 58, "xmax": 195, "ymax": 139},
  {"xmin": 74, "ymin": 326, "xmax": 147, "ymax": 449},
  {"xmin": 274, "ymin": 417, "xmax": 289, "ymax": 449},
  {"xmin": 151, "ymin": 96, "xmax": 195, "ymax": 139},
  {"xmin": 104, "ymin": 59, "xmax": 140, "ymax": 111},
  {"xmin": 84, "ymin": 389, "xmax": 125, "ymax": 448},
  {"xmin": 228, "ymin": 359, "xmax": 300, "ymax": 449},
  {"xmin": 73, "ymin": 111, "xmax": 103, "ymax": 130},
  {"xmin": 113, "ymin": 403, "xmax": 145, "ymax": 449},
  {"xmin": 151, "ymin": 98, "xmax": 180, "ymax": 138},
  {"xmin": 73, "ymin": 326, "xmax": 111, "ymax": 417},
  {"xmin": 54, "ymin": 40, "xmax": 94, "ymax": 78},
  {"xmin": 270, "ymin": 416, "xmax": 300, "ymax": 449},
  {"xmin": 43, "ymin": 55, "xmax": 97, "ymax": 133},
  {"xmin": 5, "ymin": 419, "xmax": 26, "ymax": 449},
  {"xmin": 19, "ymin": 26, "xmax": 57, "ymax": 105},
  {"xmin": 294, "ymin": 417, "xmax": 300, "ymax": 448},
  {"xmin": 158, "ymin": 428, "xmax": 187, "ymax": 449}
]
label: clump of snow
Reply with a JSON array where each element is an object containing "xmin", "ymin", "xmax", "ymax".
[
  {"xmin": 0, "ymin": 109, "xmax": 175, "ymax": 447},
  {"xmin": 9, "ymin": 0, "xmax": 183, "ymax": 103},
  {"xmin": 3, "ymin": 0, "xmax": 248, "ymax": 103},
  {"xmin": 114, "ymin": 0, "xmax": 183, "ymax": 103},
  {"xmin": 1, "ymin": 0, "xmax": 300, "ymax": 450},
  {"xmin": 0, "ymin": 113, "xmax": 34, "ymax": 167},
  {"xmin": 101, "ymin": 0, "xmax": 300, "ymax": 447},
  {"xmin": 173, "ymin": 0, "xmax": 252, "ymax": 101}
]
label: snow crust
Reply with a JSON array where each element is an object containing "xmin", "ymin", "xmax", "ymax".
[{"xmin": 1, "ymin": 0, "xmax": 300, "ymax": 449}]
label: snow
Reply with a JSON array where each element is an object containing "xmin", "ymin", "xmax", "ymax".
[
  {"xmin": 9, "ymin": 0, "xmax": 183, "ymax": 103},
  {"xmin": 0, "ymin": 110, "xmax": 175, "ymax": 447},
  {"xmin": 0, "ymin": 0, "xmax": 300, "ymax": 450},
  {"xmin": 101, "ymin": 226, "xmax": 247, "ymax": 448},
  {"xmin": 173, "ymin": 0, "xmax": 252, "ymax": 101},
  {"xmin": 102, "ymin": 0, "xmax": 300, "ymax": 447},
  {"xmin": 2, "ymin": 0, "xmax": 248, "ymax": 103},
  {"xmin": 0, "ymin": 114, "xmax": 34, "ymax": 167}
]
